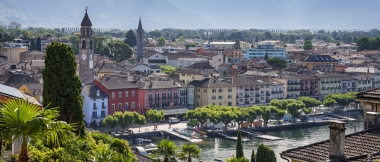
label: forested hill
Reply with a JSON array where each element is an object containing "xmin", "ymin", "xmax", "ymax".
[{"xmin": 0, "ymin": 0, "xmax": 214, "ymax": 29}]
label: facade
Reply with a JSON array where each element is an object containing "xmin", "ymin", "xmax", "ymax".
[
  {"xmin": 299, "ymin": 75, "xmax": 320, "ymax": 99},
  {"xmin": 176, "ymin": 69, "xmax": 216, "ymax": 84},
  {"xmin": 273, "ymin": 75, "xmax": 301, "ymax": 99},
  {"xmin": 196, "ymin": 52, "xmax": 227, "ymax": 70},
  {"xmin": 18, "ymin": 83, "xmax": 43, "ymax": 103},
  {"xmin": 0, "ymin": 43, "xmax": 28, "ymax": 62},
  {"xmin": 78, "ymin": 9, "xmax": 95, "ymax": 85},
  {"xmin": 269, "ymin": 79, "xmax": 284, "ymax": 100},
  {"xmin": 233, "ymin": 77, "xmax": 272, "ymax": 106},
  {"xmin": 202, "ymin": 42, "xmax": 235, "ymax": 49},
  {"xmin": 344, "ymin": 66, "xmax": 380, "ymax": 88},
  {"xmin": 302, "ymin": 54, "xmax": 339, "ymax": 72},
  {"xmin": 94, "ymin": 76, "xmax": 142, "ymax": 115},
  {"xmin": 190, "ymin": 78, "xmax": 236, "ymax": 108},
  {"xmin": 314, "ymin": 73, "xmax": 343, "ymax": 101},
  {"xmin": 341, "ymin": 75, "xmax": 358, "ymax": 93},
  {"xmin": 141, "ymin": 51, "xmax": 166, "ymax": 65},
  {"xmin": 81, "ymin": 85, "xmax": 108, "ymax": 126},
  {"xmin": 136, "ymin": 18, "xmax": 144, "ymax": 62},
  {"xmin": 246, "ymin": 42, "xmax": 286, "ymax": 59},
  {"xmin": 353, "ymin": 76, "xmax": 372, "ymax": 92},
  {"xmin": 225, "ymin": 50, "xmax": 243, "ymax": 59},
  {"xmin": 20, "ymin": 50, "xmax": 45, "ymax": 61}
]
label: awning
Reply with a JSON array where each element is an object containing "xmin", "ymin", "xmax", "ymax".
[{"xmin": 164, "ymin": 108, "xmax": 189, "ymax": 116}]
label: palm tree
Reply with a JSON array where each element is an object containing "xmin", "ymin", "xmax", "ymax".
[
  {"xmin": 179, "ymin": 143, "xmax": 201, "ymax": 162},
  {"xmin": 0, "ymin": 99, "xmax": 73, "ymax": 162},
  {"xmin": 153, "ymin": 139, "xmax": 178, "ymax": 162}
]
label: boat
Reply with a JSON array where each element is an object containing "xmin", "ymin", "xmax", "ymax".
[
  {"xmin": 145, "ymin": 143, "xmax": 157, "ymax": 149},
  {"xmin": 135, "ymin": 138, "xmax": 152, "ymax": 143}
]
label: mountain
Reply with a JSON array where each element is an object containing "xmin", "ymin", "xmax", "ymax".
[{"xmin": 0, "ymin": 0, "xmax": 214, "ymax": 30}]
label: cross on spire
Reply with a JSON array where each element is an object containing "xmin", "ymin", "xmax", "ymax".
[{"xmin": 85, "ymin": 6, "xmax": 88, "ymax": 13}]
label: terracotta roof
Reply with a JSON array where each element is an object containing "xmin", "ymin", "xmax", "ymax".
[
  {"xmin": 314, "ymin": 73, "xmax": 344, "ymax": 78},
  {"xmin": 148, "ymin": 60, "xmax": 166, "ymax": 64},
  {"xmin": 342, "ymin": 75, "xmax": 359, "ymax": 81},
  {"xmin": 142, "ymin": 50, "xmax": 160, "ymax": 58},
  {"xmin": 4, "ymin": 74, "xmax": 40, "ymax": 88},
  {"xmin": 176, "ymin": 69, "xmax": 216, "ymax": 75},
  {"xmin": 298, "ymin": 75, "xmax": 319, "ymax": 80},
  {"xmin": 218, "ymin": 63, "xmax": 232, "ymax": 68},
  {"xmin": 96, "ymin": 76, "xmax": 140, "ymax": 90},
  {"xmin": 94, "ymin": 63, "xmax": 129, "ymax": 73},
  {"xmin": 189, "ymin": 78, "xmax": 233, "ymax": 88},
  {"xmin": 186, "ymin": 62, "xmax": 215, "ymax": 70},
  {"xmin": 139, "ymin": 79, "xmax": 188, "ymax": 89},
  {"xmin": 356, "ymin": 87, "xmax": 380, "ymax": 99},
  {"xmin": 165, "ymin": 53, "xmax": 197, "ymax": 60},
  {"xmin": 304, "ymin": 54, "xmax": 339, "ymax": 62},
  {"xmin": 356, "ymin": 50, "xmax": 380, "ymax": 55},
  {"xmin": 281, "ymin": 128, "xmax": 380, "ymax": 162},
  {"xmin": 196, "ymin": 52, "xmax": 218, "ymax": 57}
]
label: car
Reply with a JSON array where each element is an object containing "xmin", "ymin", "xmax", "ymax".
[{"xmin": 168, "ymin": 117, "xmax": 180, "ymax": 123}]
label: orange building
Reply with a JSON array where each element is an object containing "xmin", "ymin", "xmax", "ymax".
[
  {"xmin": 302, "ymin": 54, "xmax": 339, "ymax": 72},
  {"xmin": 225, "ymin": 50, "xmax": 243, "ymax": 59}
]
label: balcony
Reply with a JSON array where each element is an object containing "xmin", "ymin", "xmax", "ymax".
[
  {"xmin": 180, "ymin": 92, "xmax": 187, "ymax": 96},
  {"xmin": 101, "ymin": 114, "xmax": 106, "ymax": 118},
  {"xmin": 174, "ymin": 96, "xmax": 179, "ymax": 99},
  {"xmin": 288, "ymin": 81, "xmax": 301, "ymax": 85},
  {"xmin": 101, "ymin": 105, "xmax": 106, "ymax": 109},
  {"xmin": 255, "ymin": 88, "xmax": 259, "ymax": 90},
  {"xmin": 255, "ymin": 100, "xmax": 260, "ymax": 103},
  {"xmin": 272, "ymin": 91, "xmax": 277, "ymax": 94},
  {"xmin": 322, "ymin": 87, "xmax": 325, "ymax": 90},
  {"xmin": 148, "ymin": 98, "xmax": 154, "ymax": 101},
  {"xmin": 236, "ymin": 102, "xmax": 239, "ymax": 105},
  {"xmin": 245, "ymin": 95, "xmax": 250, "ymax": 98},
  {"xmin": 245, "ymin": 88, "xmax": 249, "ymax": 91},
  {"xmin": 287, "ymin": 88, "xmax": 300, "ymax": 91},
  {"xmin": 338, "ymin": 86, "xmax": 341, "ymax": 89},
  {"xmin": 93, "ymin": 106, "xmax": 98, "ymax": 110},
  {"xmin": 236, "ymin": 95, "xmax": 239, "ymax": 98},
  {"xmin": 334, "ymin": 81, "xmax": 337, "ymax": 83},
  {"xmin": 342, "ymin": 86, "xmax": 347, "ymax": 89},
  {"xmin": 155, "ymin": 97, "xmax": 161, "ymax": 100},
  {"xmin": 266, "ymin": 93, "xmax": 271, "ymax": 96},
  {"xmin": 338, "ymin": 81, "xmax": 341, "ymax": 83},
  {"xmin": 250, "ymin": 88, "xmax": 255, "ymax": 91},
  {"xmin": 245, "ymin": 101, "xmax": 250, "ymax": 104},
  {"xmin": 255, "ymin": 94, "xmax": 260, "ymax": 97},
  {"xmin": 278, "ymin": 90, "xmax": 283, "ymax": 93}
]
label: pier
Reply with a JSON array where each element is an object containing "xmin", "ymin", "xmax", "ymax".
[
  {"xmin": 240, "ymin": 130, "xmax": 282, "ymax": 141},
  {"xmin": 328, "ymin": 113, "xmax": 356, "ymax": 121},
  {"xmin": 217, "ymin": 132, "xmax": 250, "ymax": 142},
  {"xmin": 162, "ymin": 130, "xmax": 203, "ymax": 143}
]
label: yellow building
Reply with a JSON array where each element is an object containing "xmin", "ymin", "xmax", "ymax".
[
  {"xmin": 0, "ymin": 43, "xmax": 28, "ymax": 62},
  {"xmin": 302, "ymin": 54, "xmax": 339, "ymax": 72},
  {"xmin": 190, "ymin": 78, "xmax": 236, "ymax": 108},
  {"xmin": 176, "ymin": 69, "xmax": 216, "ymax": 84},
  {"xmin": 314, "ymin": 73, "xmax": 343, "ymax": 101},
  {"xmin": 18, "ymin": 83, "xmax": 43, "ymax": 103}
]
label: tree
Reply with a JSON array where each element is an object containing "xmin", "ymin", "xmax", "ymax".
[
  {"xmin": 30, "ymin": 38, "xmax": 36, "ymax": 50},
  {"xmin": 0, "ymin": 99, "xmax": 73, "ymax": 162},
  {"xmin": 254, "ymin": 36, "xmax": 259, "ymax": 43},
  {"xmin": 255, "ymin": 144, "xmax": 276, "ymax": 162},
  {"xmin": 179, "ymin": 143, "xmax": 202, "ymax": 162},
  {"xmin": 184, "ymin": 43, "xmax": 196, "ymax": 49},
  {"xmin": 267, "ymin": 57, "xmax": 287, "ymax": 71},
  {"xmin": 36, "ymin": 37, "xmax": 41, "ymax": 51},
  {"xmin": 302, "ymin": 108, "xmax": 312, "ymax": 114},
  {"xmin": 225, "ymin": 157, "xmax": 250, "ymax": 162},
  {"xmin": 236, "ymin": 131, "xmax": 244, "ymax": 158},
  {"xmin": 234, "ymin": 40, "xmax": 241, "ymax": 49},
  {"xmin": 264, "ymin": 52, "xmax": 269, "ymax": 60},
  {"xmin": 102, "ymin": 115, "xmax": 118, "ymax": 131},
  {"xmin": 298, "ymin": 97, "xmax": 321, "ymax": 108},
  {"xmin": 287, "ymin": 102, "xmax": 305, "ymax": 122},
  {"xmin": 251, "ymin": 149, "xmax": 255, "ymax": 162},
  {"xmin": 269, "ymin": 99, "xmax": 287, "ymax": 110},
  {"xmin": 159, "ymin": 64, "xmax": 177, "ymax": 75},
  {"xmin": 192, "ymin": 34, "xmax": 201, "ymax": 39},
  {"xmin": 124, "ymin": 30, "xmax": 137, "ymax": 47},
  {"xmin": 134, "ymin": 112, "xmax": 146, "ymax": 132},
  {"xmin": 220, "ymin": 111, "xmax": 237, "ymax": 130},
  {"xmin": 303, "ymin": 40, "xmax": 313, "ymax": 50},
  {"xmin": 42, "ymin": 42, "xmax": 85, "ymax": 135},
  {"xmin": 324, "ymin": 98, "xmax": 336, "ymax": 108},
  {"xmin": 146, "ymin": 109, "xmax": 164, "ymax": 130},
  {"xmin": 113, "ymin": 111, "xmax": 135, "ymax": 133},
  {"xmin": 22, "ymin": 30, "xmax": 32, "ymax": 40},
  {"xmin": 187, "ymin": 109, "xmax": 210, "ymax": 129},
  {"xmin": 208, "ymin": 111, "xmax": 221, "ymax": 126},
  {"xmin": 234, "ymin": 110, "xmax": 247, "ymax": 129},
  {"xmin": 69, "ymin": 33, "xmax": 80, "ymax": 55},
  {"xmin": 153, "ymin": 139, "xmax": 178, "ymax": 162},
  {"xmin": 107, "ymin": 40, "xmax": 133, "ymax": 62},
  {"xmin": 264, "ymin": 31, "xmax": 272, "ymax": 40},
  {"xmin": 157, "ymin": 36, "xmax": 166, "ymax": 46},
  {"xmin": 149, "ymin": 30, "xmax": 162, "ymax": 38}
]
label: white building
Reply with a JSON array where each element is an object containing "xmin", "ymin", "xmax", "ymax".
[
  {"xmin": 202, "ymin": 42, "xmax": 235, "ymax": 49},
  {"xmin": 8, "ymin": 21, "xmax": 21, "ymax": 29},
  {"xmin": 126, "ymin": 63, "xmax": 162, "ymax": 74},
  {"xmin": 246, "ymin": 42, "xmax": 286, "ymax": 59},
  {"xmin": 82, "ymin": 85, "xmax": 108, "ymax": 126},
  {"xmin": 193, "ymin": 38, "xmax": 202, "ymax": 44},
  {"xmin": 141, "ymin": 51, "xmax": 166, "ymax": 64}
]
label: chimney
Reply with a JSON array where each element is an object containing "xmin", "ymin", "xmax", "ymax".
[
  {"xmin": 33, "ymin": 89, "xmax": 36, "ymax": 95},
  {"xmin": 329, "ymin": 120, "xmax": 346, "ymax": 161},
  {"xmin": 365, "ymin": 112, "xmax": 380, "ymax": 130},
  {"xmin": 96, "ymin": 90, "xmax": 100, "ymax": 97}
]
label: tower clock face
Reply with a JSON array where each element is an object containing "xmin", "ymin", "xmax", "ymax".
[{"xmin": 81, "ymin": 54, "xmax": 87, "ymax": 60}]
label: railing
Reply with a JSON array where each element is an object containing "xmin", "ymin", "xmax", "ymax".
[
  {"xmin": 155, "ymin": 97, "xmax": 161, "ymax": 100},
  {"xmin": 250, "ymin": 88, "xmax": 255, "ymax": 91},
  {"xmin": 162, "ymin": 96, "xmax": 167, "ymax": 100},
  {"xmin": 266, "ymin": 99, "xmax": 271, "ymax": 102},
  {"xmin": 93, "ymin": 106, "xmax": 98, "ymax": 110},
  {"xmin": 245, "ymin": 88, "xmax": 249, "ymax": 91},
  {"xmin": 322, "ymin": 87, "xmax": 325, "ymax": 90},
  {"xmin": 245, "ymin": 95, "xmax": 250, "ymax": 98},
  {"xmin": 266, "ymin": 93, "xmax": 271, "ymax": 96},
  {"xmin": 174, "ymin": 96, "xmax": 179, "ymax": 99},
  {"xmin": 287, "ymin": 88, "xmax": 300, "ymax": 91},
  {"xmin": 334, "ymin": 81, "xmax": 337, "ymax": 83},
  {"xmin": 272, "ymin": 91, "xmax": 277, "ymax": 94},
  {"xmin": 236, "ymin": 102, "xmax": 239, "ymax": 105},
  {"xmin": 255, "ymin": 94, "xmax": 260, "ymax": 97},
  {"xmin": 180, "ymin": 93, "xmax": 187, "ymax": 96},
  {"xmin": 255, "ymin": 100, "xmax": 260, "ymax": 103},
  {"xmin": 101, "ymin": 114, "xmax": 106, "ymax": 117},
  {"xmin": 245, "ymin": 101, "xmax": 250, "ymax": 104},
  {"xmin": 236, "ymin": 95, "xmax": 239, "ymax": 98},
  {"xmin": 255, "ymin": 88, "xmax": 259, "ymax": 90},
  {"xmin": 278, "ymin": 90, "xmax": 283, "ymax": 93},
  {"xmin": 102, "ymin": 105, "xmax": 106, "ymax": 109},
  {"xmin": 148, "ymin": 98, "xmax": 154, "ymax": 101},
  {"xmin": 288, "ymin": 81, "xmax": 301, "ymax": 85}
]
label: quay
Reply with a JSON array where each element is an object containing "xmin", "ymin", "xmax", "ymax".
[
  {"xmin": 240, "ymin": 130, "xmax": 282, "ymax": 140},
  {"xmin": 328, "ymin": 113, "xmax": 356, "ymax": 121},
  {"xmin": 162, "ymin": 130, "xmax": 203, "ymax": 143},
  {"xmin": 217, "ymin": 132, "xmax": 250, "ymax": 142}
]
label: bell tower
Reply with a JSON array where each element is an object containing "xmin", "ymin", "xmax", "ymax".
[
  {"xmin": 136, "ymin": 17, "xmax": 144, "ymax": 62},
  {"xmin": 79, "ymin": 7, "xmax": 94, "ymax": 85}
]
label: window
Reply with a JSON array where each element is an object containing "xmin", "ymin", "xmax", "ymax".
[
  {"xmin": 92, "ymin": 111, "xmax": 97, "ymax": 118},
  {"xmin": 131, "ymin": 102, "xmax": 135, "ymax": 109},
  {"xmin": 118, "ymin": 92, "xmax": 122, "ymax": 98},
  {"xmin": 212, "ymin": 89, "xmax": 216, "ymax": 93},
  {"xmin": 239, "ymin": 99, "xmax": 243, "ymax": 102},
  {"xmin": 197, "ymin": 102, "xmax": 199, "ymax": 107},
  {"xmin": 228, "ymin": 102, "xmax": 232, "ymax": 106},
  {"xmin": 125, "ymin": 103, "xmax": 129, "ymax": 110},
  {"xmin": 240, "ymin": 87, "xmax": 243, "ymax": 90},
  {"xmin": 266, "ymin": 85, "xmax": 269, "ymax": 88},
  {"xmin": 212, "ymin": 96, "xmax": 216, "ymax": 100},
  {"xmin": 239, "ymin": 92, "xmax": 243, "ymax": 96},
  {"xmin": 219, "ymin": 102, "xmax": 222, "ymax": 105},
  {"xmin": 250, "ymin": 92, "xmax": 254, "ymax": 95},
  {"xmin": 250, "ymin": 98, "xmax": 254, "ymax": 101},
  {"xmin": 197, "ymin": 89, "xmax": 200, "ymax": 92},
  {"xmin": 112, "ymin": 93, "xmax": 115, "ymax": 99},
  {"xmin": 260, "ymin": 97, "xmax": 264, "ymax": 100},
  {"xmin": 228, "ymin": 95, "xmax": 232, "ymax": 99},
  {"xmin": 212, "ymin": 103, "xmax": 215, "ymax": 105},
  {"xmin": 112, "ymin": 104, "xmax": 115, "ymax": 111},
  {"xmin": 125, "ymin": 91, "xmax": 128, "ymax": 98},
  {"xmin": 219, "ymin": 89, "xmax": 223, "ymax": 93},
  {"xmin": 132, "ymin": 91, "xmax": 135, "ymax": 97},
  {"xmin": 261, "ymin": 85, "xmax": 264, "ymax": 88},
  {"xmin": 260, "ymin": 91, "xmax": 264, "ymax": 94},
  {"xmin": 196, "ymin": 95, "xmax": 200, "ymax": 98},
  {"xmin": 204, "ymin": 89, "xmax": 207, "ymax": 93},
  {"xmin": 228, "ymin": 88, "xmax": 232, "ymax": 92},
  {"xmin": 218, "ymin": 96, "xmax": 223, "ymax": 99},
  {"xmin": 118, "ymin": 103, "xmax": 122, "ymax": 110}
]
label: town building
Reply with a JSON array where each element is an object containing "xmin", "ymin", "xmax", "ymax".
[
  {"xmin": 246, "ymin": 42, "xmax": 286, "ymax": 59},
  {"xmin": 273, "ymin": 75, "xmax": 301, "ymax": 99},
  {"xmin": 20, "ymin": 50, "xmax": 45, "ymax": 61},
  {"xmin": 353, "ymin": 76, "xmax": 372, "ymax": 92},
  {"xmin": 81, "ymin": 85, "xmax": 108, "ymax": 126},
  {"xmin": 299, "ymin": 75, "xmax": 320, "ymax": 100},
  {"xmin": 344, "ymin": 66, "xmax": 380, "ymax": 88},
  {"xmin": 314, "ymin": 73, "xmax": 343, "ymax": 101},
  {"xmin": 202, "ymin": 42, "xmax": 235, "ymax": 49},
  {"xmin": 8, "ymin": 21, "xmax": 21, "ymax": 29},
  {"xmin": 186, "ymin": 61, "xmax": 215, "ymax": 70},
  {"xmin": 341, "ymin": 75, "xmax": 358, "ymax": 93},
  {"xmin": 141, "ymin": 51, "xmax": 166, "ymax": 65},
  {"xmin": 269, "ymin": 79, "xmax": 284, "ymax": 100},
  {"xmin": 225, "ymin": 50, "xmax": 243, "ymax": 60},
  {"xmin": 233, "ymin": 77, "xmax": 272, "ymax": 106},
  {"xmin": 93, "ymin": 61, "xmax": 129, "ymax": 79},
  {"xmin": 302, "ymin": 54, "xmax": 339, "ymax": 72},
  {"xmin": 176, "ymin": 69, "xmax": 216, "ymax": 84},
  {"xmin": 78, "ymin": 8, "xmax": 95, "ymax": 85},
  {"xmin": 196, "ymin": 52, "xmax": 227, "ymax": 70},
  {"xmin": 18, "ymin": 83, "xmax": 43, "ymax": 103},
  {"xmin": 0, "ymin": 42, "xmax": 28, "ymax": 62},
  {"xmin": 0, "ymin": 84, "xmax": 41, "ymax": 107}
]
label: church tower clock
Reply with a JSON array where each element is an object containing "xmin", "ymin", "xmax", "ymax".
[{"xmin": 79, "ymin": 7, "xmax": 94, "ymax": 85}]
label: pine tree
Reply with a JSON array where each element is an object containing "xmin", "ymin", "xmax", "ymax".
[
  {"xmin": 30, "ymin": 38, "xmax": 35, "ymax": 50},
  {"xmin": 124, "ymin": 30, "xmax": 137, "ymax": 47},
  {"xmin": 251, "ymin": 149, "xmax": 255, "ymax": 162},
  {"xmin": 264, "ymin": 52, "xmax": 269, "ymax": 60},
  {"xmin": 236, "ymin": 130, "xmax": 244, "ymax": 158},
  {"xmin": 42, "ymin": 43, "xmax": 85, "ymax": 136},
  {"xmin": 36, "ymin": 37, "xmax": 41, "ymax": 51}
]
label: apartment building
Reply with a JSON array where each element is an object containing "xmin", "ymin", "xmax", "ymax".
[
  {"xmin": 314, "ymin": 73, "xmax": 343, "ymax": 101},
  {"xmin": 176, "ymin": 69, "xmax": 216, "ymax": 84},
  {"xmin": 341, "ymin": 75, "xmax": 358, "ymax": 93},
  {"xmin": 299, "ymin": 75, "xmax": 320, "ymax": 100},
  {"xmin": 233, "ymin": 77, "xmax": 272, "ymax": 106},
  {"xmin": 302, "ymin": 54, "xmax": 339, "ymax": 72},
  {"xmin": 273, "ymin": 75, "xmax": 301, "ymax": 99},
  {"xmin": 353, "ymin": 76, "xmax": 372, "ymax": 92},
  {"xmin": 344, "ymin": 66, "xmax": 380, "ymax": 88}
]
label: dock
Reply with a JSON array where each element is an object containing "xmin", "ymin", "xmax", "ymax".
[
  {"xmin": 240, "ymin": 130, "xmax": 282, "ymax": 141},
  {"xmin": 163, "ymin": 130, "xmax": 202, "ymax": 143},
  {"xmin": 328, "ymin": 114, "xmax": 356, "ymax": 121},
  {"xmin": 217, "ymin": 132, "xmax": 250, "ymax": 142}
]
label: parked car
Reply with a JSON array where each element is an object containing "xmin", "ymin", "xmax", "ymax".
[{"xmin": 168, "ymin": 117, "xmax": 180, "ymax": 123}]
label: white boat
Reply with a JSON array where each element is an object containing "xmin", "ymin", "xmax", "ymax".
[{"xmin": 145, "ymin": 143, "xmax": 157, "ymax": 149}]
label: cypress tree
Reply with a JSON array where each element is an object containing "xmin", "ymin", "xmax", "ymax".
[
  {"xmin": 36, "ymin": 37, "xmax": 41, "ymax": 51},
  {"xmin": 30, "ymin": 38, "xmax": 35, "ymax": 50},
  {"xmin": 42, "ymin": 42, "xmax": 85, "ymax": 136},
  {"xmin": 124, "ymin": 30, "xmax": 137, "ymax": 47},
  {"xmin": 251, "ymin": 149, "xmax": 255, "ymax": 162},
  {"xmin": 264, "ymin": 52, "xmax": 269, "ymax": 60},
  {"xmin": 236, "ymin": 130, "xmax": 244, "ymax": 158}
]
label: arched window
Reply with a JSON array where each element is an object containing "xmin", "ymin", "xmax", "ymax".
[
  {"xmin": 86, "ymin": 30, "xmax": 89, "ymax": 36},
  {"xmin": 90, "ymin": 40, "xmax": 93, "ymax": 49},
  {"xmin": 82, "ymin": 40, "xmax": 86, "ymax": 49}
]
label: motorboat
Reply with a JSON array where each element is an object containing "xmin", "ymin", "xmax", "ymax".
[
  {"xmin": 145, "ymin": 143, "xmax": 157, "ymax": 149},
  {"xmin": 135, "ymin": 138, "xmax": 152, "ymax": 143}
]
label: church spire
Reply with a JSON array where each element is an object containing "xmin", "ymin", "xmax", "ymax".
[
  {"xmin": 81, "ymin": 7, "xmax": 92, "ymax": 26},
  {"xmin": 138, "ymin": 17, "xmax": 142, "ymax": 30}
]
